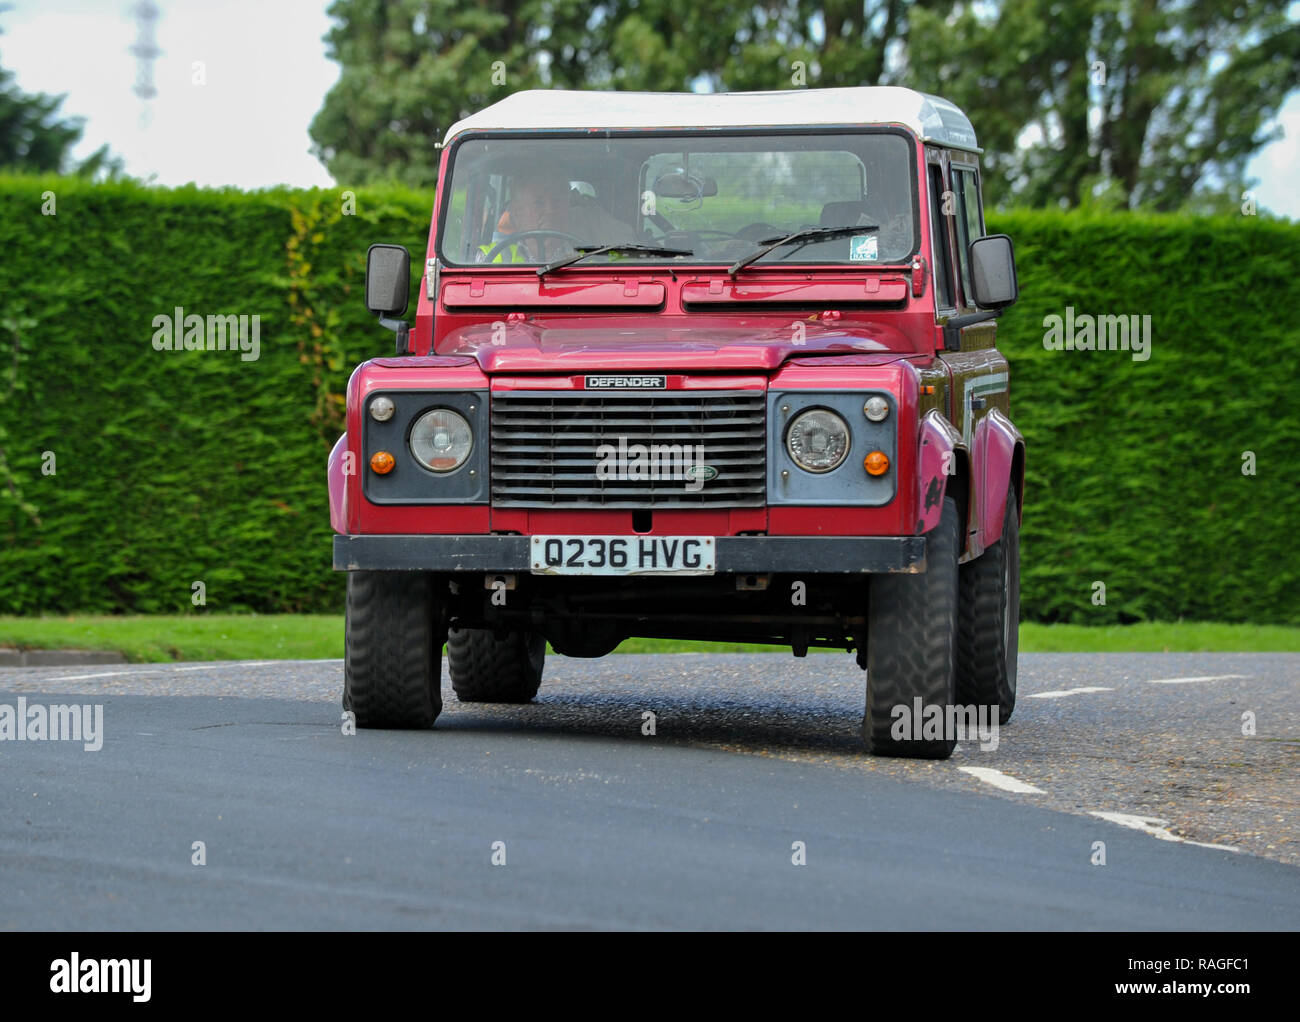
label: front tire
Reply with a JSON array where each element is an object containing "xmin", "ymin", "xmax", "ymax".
[
  {"xmin": 448, "ymin": 628, "xmax": 545, "ymax": 703},
  {"xmin": 343, "ymin": 571, "xmax": 444, "ymax": 728},
  {"xmin": 956, "ymin": 489, "xmax": 1020, "ymax": 724},
  {"xmin": 862, "ymin": 496, "xmax": 960, "ymax": 759}
]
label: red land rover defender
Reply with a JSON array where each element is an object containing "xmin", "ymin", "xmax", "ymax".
[{"xmin": 329, "ymin": 87, "xmax": 1024, "ymax": 759}]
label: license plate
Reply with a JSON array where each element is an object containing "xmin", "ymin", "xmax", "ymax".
[{"xmin": 530, "ymin": 535, "xmax": 715, "ymax": 576}]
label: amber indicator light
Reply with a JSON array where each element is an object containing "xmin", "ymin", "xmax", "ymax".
[
  {"xmin": 864, "ymin": 451, "xmax": 890, "ymax": 476},
  {"xmin": 370, "ymin": 451, "xmax": 396, "ymax": 475}
]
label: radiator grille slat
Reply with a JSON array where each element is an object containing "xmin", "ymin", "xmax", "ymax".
[{"xmin": 491, "ymin": 390, "xmax": 767, "ymax": 508}]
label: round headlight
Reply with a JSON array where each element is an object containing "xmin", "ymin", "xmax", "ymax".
[
  {"xmin": 786, "ymin": 408, "xmax": 850, "ymax": 473},
  {"xmin": 369, "ymin": 396, "xmax": 395, "ymax": 422},
  {"xmin": 864, "ymin": 396, "xmax": 889, "ymax": 422},
  {"xmin": 410, "ymin": 408, "xmax": 472, "ymax": 472}
]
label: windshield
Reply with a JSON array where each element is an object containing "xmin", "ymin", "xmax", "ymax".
[{"xmin": 439, "ymin": 130, "xmax": 918, "ymax": 268}]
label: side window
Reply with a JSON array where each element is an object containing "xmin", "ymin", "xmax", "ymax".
[
  {"xmin": 450, "ymin": 174, "xmax": 504, "ymax": 260},
  {"xmin": 927, "ymin": 164, "xmax": 954, "ymax": 311},
  {"xmin": 952, "ymin": 167, "xmax": 984, "ymax": 305},
  {"xmin": 960, "ymin": 168, "xmax": 984, "ymax": 240}
]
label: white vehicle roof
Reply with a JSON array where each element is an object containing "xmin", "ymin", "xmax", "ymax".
[
  {"xmin": 443, "ymin": 86, "xmax": 979, "ymax": 152},
  {"xmin": 441, "ymin": 84, "xmax": 977, "ymax": 151}
]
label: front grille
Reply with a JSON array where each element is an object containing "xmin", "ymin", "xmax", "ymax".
[{"xmin": 491, "ymin": 390, "xmax": 766, "ymax": 507}]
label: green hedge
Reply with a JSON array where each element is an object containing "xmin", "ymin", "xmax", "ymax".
[
  {"xmin": 994, "ymin": 210, "xmax": 1300, "ymax": 623},
  {"xmin": 0, "ymin": 176, "xmax": 431, "ymax": 615},
  {"xmin": 0, "ymin": 178, "xmax": 1296, "ymax": 623}
]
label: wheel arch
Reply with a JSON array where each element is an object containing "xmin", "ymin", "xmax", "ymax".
[
  {"xmin": 974, "ymin": 408, "xmax": 1025, "ymax": 548},
  {"xmin": 328, "ymin": 433, "xmax": 349, "ymax": 535},
  {"xmin": 916, "ymin": 409, "xmax": 970, "ymax": 542}
]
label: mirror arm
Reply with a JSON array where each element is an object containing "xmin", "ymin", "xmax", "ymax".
[
  {"xmin": 378, "ymin": 315, "xmax": 411, "ymax": 355},
  {"xmin": 942, "ymin": 309, "xmax": 1000, "ymax": 351}
]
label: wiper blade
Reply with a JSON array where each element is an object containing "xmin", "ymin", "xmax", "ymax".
[
  {"xmin": 538, "ymin": 242, "xmax": 693, "ymax": 277},
  {"xmin": 728, "ymin": 225, "xmax": 878, "ymax": 275}
]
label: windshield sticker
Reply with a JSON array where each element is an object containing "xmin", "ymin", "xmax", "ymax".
[{"xmin": 850, "ymin": 234, "xmax": 878, "ymax": 262}]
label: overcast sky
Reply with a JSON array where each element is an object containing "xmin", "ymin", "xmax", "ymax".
[
  {"xmin": 2, "ymin": 0, "xmax": 338, "ymax": 189},
  {"xmin": 2, "ymin": 0, "xmax": 1297, "ymax": 217}
]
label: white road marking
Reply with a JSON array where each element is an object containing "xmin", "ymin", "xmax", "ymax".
[
  {"xmin": 13, "ymin": 658, "xmax": 336, "ymax": 682},
  {"xmin": 169, "ymin": 661, "xmax": 278, "ymax": 672},
  {"xmin": 1145, "ymin": 674, "xmax": 1249, "ymax": 684},
  {"xmin": 1089, "ymin": 812, "xmax": 1241, "ymax": 853},
  {"xmin": 957, "ymin": 767, "xmax": 1045, "ymax": 794},
  {"xmin": 1028, "ymin": 686, "xmax": 1114, "ymax": 699},
  {"xmin": 210, "ymin": 658, "xmax": 344, "ymax": 665}
]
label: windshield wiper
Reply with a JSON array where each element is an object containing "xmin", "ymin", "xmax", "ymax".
[
  {"xmin": 728, "ymin": 225, "xmax": 878, "ymax": 275},
  {"xmin": 538, "ymin": 243, "xmax": 693, "ymax": 277}
]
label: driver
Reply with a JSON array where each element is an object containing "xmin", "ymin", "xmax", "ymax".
[{"xmin": 478, "ymin": 164, "xmax": 635, "ymax": 263}]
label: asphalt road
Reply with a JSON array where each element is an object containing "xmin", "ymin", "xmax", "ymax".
[{"xmin": 1, "ymin": 653, "xmax": 1296, "ymax": 930}]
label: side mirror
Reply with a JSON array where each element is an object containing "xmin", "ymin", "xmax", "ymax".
[
  {"xmin": 365, "ymin": 243, "xmax": 410, "ymax": 316},
  {"xmin": 968, "ymin": 234, "xmax": 1018, "ymax": 309}
]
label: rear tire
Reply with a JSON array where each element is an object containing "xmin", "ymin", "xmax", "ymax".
[
  {"xmin": 448, "ymin": 627, "xmax": 545, "ymax": 703},
  {"xmin": 957, "ymin": 489, "xmax": 1020, "ymax": 724},
  {"xmin": 343, "ymin": 571, "xmax": 444, "ymax": 728},
  {"xmin": 862, "ymin": 496, "xmax": 960, "ymax": 759}
]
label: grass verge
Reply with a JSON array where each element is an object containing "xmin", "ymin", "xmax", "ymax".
[{"xmin": 1, "ymin": 615, "xmax": 1297, "ymax": 663}]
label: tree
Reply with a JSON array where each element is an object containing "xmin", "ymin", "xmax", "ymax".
[
  {"xmin": 0, "ymin": 19, "xmax": 121, "ymax": 177},
  {"xmin": 904, "ymin": 0, "xmax": 1300, "ymax": 210},
  {"xmin": 0, "ymin": 66, "xmax": 83, "ymax": 172},
  {"xmin": 309, "ymin": 0, "xmax": 595, "ymax": 187},
  {"xmin": 310, "ymin": 0, "xmax": 1299, "ymax": 211},
  {"xmin": 308, "ymin": 0, "xmax": 931, "ymax": 184}
]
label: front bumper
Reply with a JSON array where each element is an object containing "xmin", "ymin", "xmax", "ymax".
[{"xmin": 333, "ymin": 534, "xmax": 926, "ymax": 574}]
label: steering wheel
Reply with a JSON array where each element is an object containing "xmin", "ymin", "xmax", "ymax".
[{"xmin": 483, "ymin": 229, "xmax": 585, "ymax": 263}]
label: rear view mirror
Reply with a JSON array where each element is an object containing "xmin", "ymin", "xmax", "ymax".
[
  {"xmin": 968, "ymin": 234, "xmax": 1018, "ymax": 310},
  {"xmin": 652, "ymin": 169, "xmax": 718, "ymax": 199},
  {"xmin": 365, "ymin": 244, "xmax": 410, "ymax": 316}
]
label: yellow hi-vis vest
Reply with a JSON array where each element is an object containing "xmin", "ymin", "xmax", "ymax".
[
  {"xmin": 477, "ymin": 241, "xmax": 629, "ymax": 264},
  {"xmin": 478, "ymin": 241, "xmax": 531, "ymax": 263}
]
